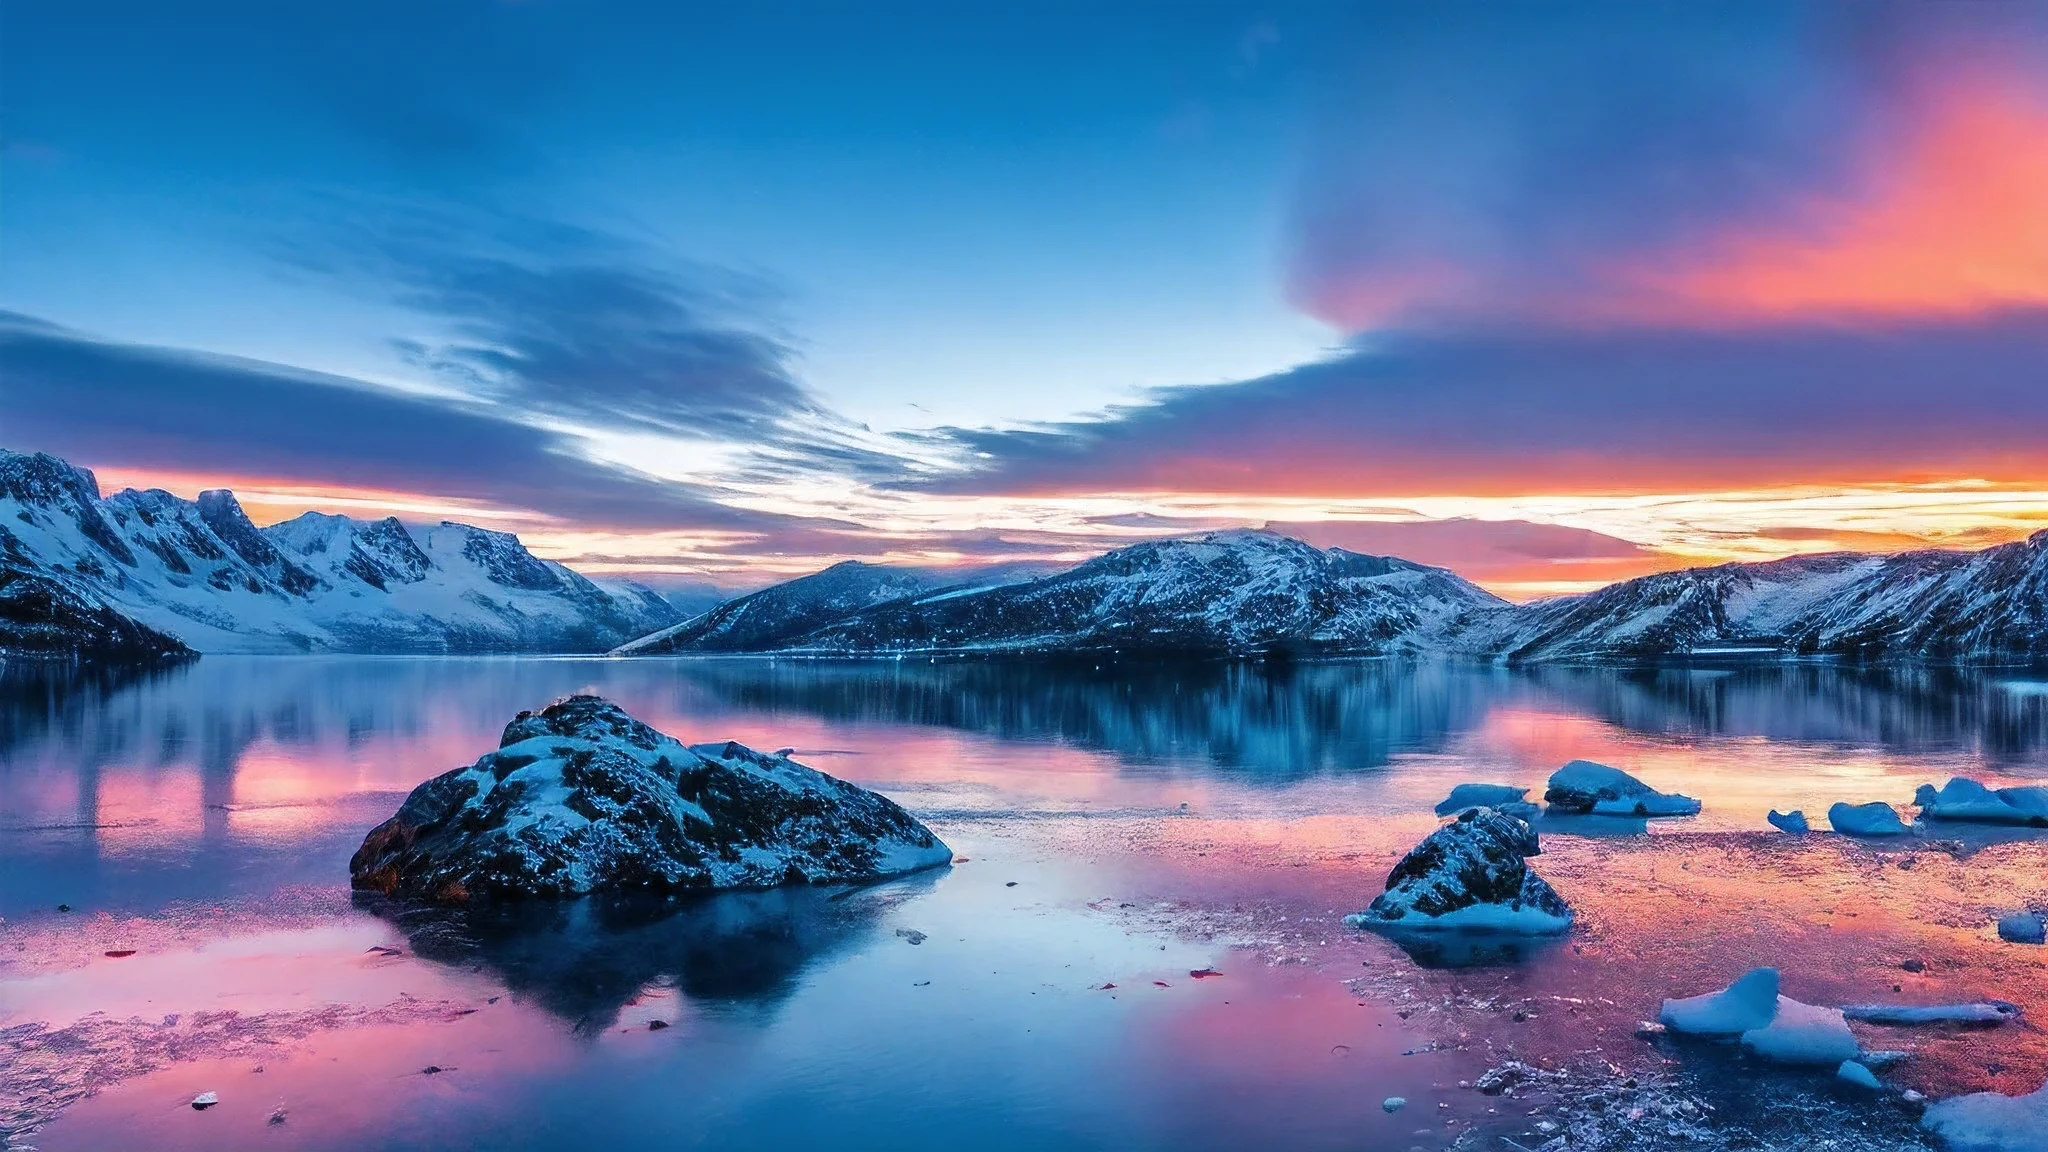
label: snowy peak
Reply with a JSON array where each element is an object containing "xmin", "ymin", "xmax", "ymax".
[
  {"xmin": 626, "ymin": 529, "xmax": 1508, "ymax": 657},
  {"xmin": 0, "ymin": 447, "xmax": 682, "ymax": 655}
]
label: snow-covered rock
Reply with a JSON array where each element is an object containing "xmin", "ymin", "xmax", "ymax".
[
  {"xmin": 1921, "ymin": 1080, "xmax": 2048, "ymax": 1152},
  {"xmin": 1997, "ymin": 912, "xmax": 2046, "ymax": 945},
  {"xmin": 1434, "ymin": 783, "xmax": 1539, "ymax": 820},
  {"xmin": 1660, "ymin": 967, "xmax": 1782, "ymax": 1035},
  {"xmin": 1658, "ymin": 968, "xmax": 1860, "ymax": 1066},
  {"xmin": 349, "ymin": 695, "xmax": 953, "ymax": 903},
  {"xmin": 1543, "ymin": 761, "xmax": 1701, "ymax": 817},
  {"xmin": 0, "ymin": 559, "xmax": 192, "ymax": 664},
  {"xmin": 1345, "ymin": 808, "xmax": 1571, "ymax": 934},
  {"xmin": 1829, "ymin": 802, "xmax": 1910, "ymax": 837},
  {"xmin": 0, "ymin": 449, "xmax": 680, "ymax": 655},
  {"xmin": 1915, "ymin": 778, "xmax": 2048, "ymax": 828},
  {"xmin": 1767, "ymin": 809, "xmax": 1810, "ymax": 833}
]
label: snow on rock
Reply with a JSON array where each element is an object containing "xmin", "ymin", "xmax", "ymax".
[
  {"xmin": 1543, "ymin": 761, "xmax": 1701, "ymax": 817},
  {"xmin": 1829, "ymin": 802, "xmax": 1911, "ymax": 837},
  {"xmin": 1841, "ymin": 1002, "xmax": 2022, "ymax": 1027},
  {"xmin": 1344, "ymin": 807, "xmax": 1572, "ymax": 935},
  {"xmin": 1997, "ymin": 912, "xmax": 2046, "ymax": 945},
  {"xmin": 1921, "ymin": 1080, "xmax": 2048, "ymax": 1152},
  {"xmin": 1768, "ymin": 809, "xmax": 1810, "ymax": 833},
  {"xmin": 1914, "ymin": 778, "xmax": 2048, "ymax": 828},
  {"xmin": 349, "ymin": 695, "xmax": 953, "ymax": 903},
  {"xmin": 1660, "ymin": 967, "xmax": 1782, "ymax": 1036},
  {"xmin": 1434, "ymin": 783, "xmax": 1539, "ymax": 820}
]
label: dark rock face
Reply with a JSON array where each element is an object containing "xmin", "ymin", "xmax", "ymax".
[
  {"xmin": 1346, "ymin": 808, "xmax": 1572, "ymax": 934},
  {"xmin": 0, "ymin": 562, "xmax": 192, "ymax": 663},
  {"xmin": 349, "ymin": 696, "xmax": 953, "ymax": 904}
]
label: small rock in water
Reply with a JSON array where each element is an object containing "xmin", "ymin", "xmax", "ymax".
[
  {"xmin": 1996, "ymin": 911, "xmax": 2045, "ymax": 945},
  {"xmin": 55, "ymin": 903, "xmax": 71, "ymax": 913},
  {"xmin": 648, "ymin": 1020, "xmax": 670, "ymax": 1031},
  {"xmin": 1382, "ymin": 1097, "xmax": 1407, "ymax": 1114},
  {"xmin": 1767, "ymin": 809, "xmax": 1809, "ymax": 833},
  {"xmin": 1344, "ymin": 808, "xmax": 1572, "ymax": 935},
  {"xmin": 421, "ymin": 1066, "xmax": 444, "ymax": 1075},
  {"xmin": 268, "ymin": 1106, "xmax": 287, "ymax": 1126},
  {"xmin": 190, "ymin": 1092, "xmax": 219, "ymax": 1111},
  {"xmin": 1828, "ymin": 801, "xmax": 1910, "ymax": 837},
  {"xmin": 1901, "ymin": 958, "xmax": 1926, "ymax": 973},
  {"xmin": 1189, "ymin": 968, "xmax": 1222, "ymax": 979},
  {"xmin": 895, "ymin": 928, "xmax": 928, "ymax": 945},
  {"xmin": 103, "ymin": 949, "xmax": 136, "ymax": 958},
  {"xmin": 1543, "ymin": 761, "xmax": 1699, "ymax": 817}
]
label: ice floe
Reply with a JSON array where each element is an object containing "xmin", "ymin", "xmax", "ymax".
[
  {"xmin": 1996, "ymin": 911, "xmax": 2045, "ymax": 945},
  {"xmin": 1658, "ymin": 968, "xmax": 1860, "ymax": 1066},
  {"xmin": 1543, "ymin": 760, "xmax": 1701, "ymax": 817},
  {"xmin": 1767, "ymin": 809, "xmax": 1809, "ymax": 833},
  {"xmin": 1345, "ymin": 807, "xmax": 1572, "ymax": 935},
  {"xmin": 1435, "ymin": 783, "xmax": 1539, "ymax": 820},
  {"xmin": 1914, "ymin": 778, "xmax": 2048, "ymax": 827},
  {"xmin": 1827, "ymin": 801, "xmax": 1909, "ymax": 837},
  {"xmin": 1921, "ymin": 1080, "xmax": 2048, "ymax": 1152},
  {"xmin": 1836, "ymin": 1060, "xmax": 1881, "ymax": 1090},
  {"xmin": 1841, "ymin": 1002, "xmax": 2021, "ymax": 1027}
]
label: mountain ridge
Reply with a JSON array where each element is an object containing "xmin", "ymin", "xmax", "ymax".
[{"xmin": 1, "ymin": 448, "xmax": 681, "ymax": 657}]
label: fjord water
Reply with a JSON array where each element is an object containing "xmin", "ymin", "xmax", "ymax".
[{"xmin": 4, "ymin": 658, "xmax": 2047, "ymax": 1151}]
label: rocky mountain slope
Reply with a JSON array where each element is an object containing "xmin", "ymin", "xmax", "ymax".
[
  {"xmin": 629, "ymin": 530, "xmax": 1510, "ymax": 658},
  {"xmin": 615, "ymin": 558, "xmax": 1062, "ymax": 654},
  {"xmin": 1, "ymin": 449, "xmax": 680, "ymax": 655},
  {"xmin": 616, "ymin": 528, "xmax": 2048, "ymax": 664},
  {"xmin": 1481, "ymin": 533, "xmax": 2048, "ymax": 663}
]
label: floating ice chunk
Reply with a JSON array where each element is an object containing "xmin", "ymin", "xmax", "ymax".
[
  {"xmin": 1435, "ymin": 783, "xmax": 1538, "ymax": 821},
  {"xmin": 1659, "ymin": 967, "xmax": 1781, "ymax": 1035},
  {"xmin": 1921, "ymin": 1080, "xmax": 2048, "ymax": 1152},
  {"xmin": 1997, "ymin": 912, "xmax": 2046, "ymax": 945},
  {"xmin": 1767, "ymin": 809, "xmax": 1809, "ymax": 833},
  {"xmin": 1659, "ymin": 968, "xmax": 1860, "ymax": 1066},
  {"xmin": 190, "ymin": 1091, "xmax": 219, "ymax": 1111},
  {"xmin": 1381, "ymin": 1097, "xmax": 1406, "ymax": 1114},
  {"xmin": 1837, "ymin": 1060, "xmax": 1882, "ymax": 1090},
  {"xmin": 1740, "ymin": 997, "xmax": 1861, "ymax": 1066},
  {"xmin": 1544, "ymin": 761, "xmax": 1700, "ymax": 817},
  {"xmin": 1842, "ymin": 1002, "xmax": 2022, "ymax": 1026},
  {"xmin": 1914, "ymin": 778, "xmax": 2048, "ymax": 827},
  {"xmin": 1345, "ymin": 808, "xmax": 1572, "ymax": 935},
  {"xmin": 1828, "ymin": 801, "xmax": 1910, "ymax": 837}
]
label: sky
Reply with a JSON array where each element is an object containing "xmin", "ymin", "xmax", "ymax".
[{"xmin": 4, "ymin": 0, "xmax": 2047, "ymax": 599}]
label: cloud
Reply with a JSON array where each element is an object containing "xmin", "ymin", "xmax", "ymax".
[
  {"xmin": 0, "ymin": 311, "xmax": 806, "ymax": 533},
  {"xmin": 923, "ymin": 314, "xmax": 2048, "ymax": 498},
  {"xmin": 1288, "ymin": 3, "xmax": 2048, "ymax": 330}
]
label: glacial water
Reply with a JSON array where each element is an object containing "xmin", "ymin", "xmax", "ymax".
[{"xmin": 3, "ymin": 657, "xmax": 2046, "ymax": 1151}]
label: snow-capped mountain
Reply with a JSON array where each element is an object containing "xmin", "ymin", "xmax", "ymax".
[
  {"xmin": 616, "ymin": 558, "xmax": 1059, "ymax": 654},
  {"xmin": 614, "ymin": 527, "xmax": 2048, "ymax": 664},
  {"xmin": 1481, "ymin": 533, "xmax": 2048, "ymax": 663},
  {"xmin": 629, "ymin": 530, "xmax": 1509, "ymax": 657},
  {"xmin": 1, "ymin": 449, "xmax": 681, "ymax": 655}
]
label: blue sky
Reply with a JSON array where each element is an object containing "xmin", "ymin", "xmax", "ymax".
[{"xmin": 5, "ymin": 2, "xmax": 2048, "ymax": 595}]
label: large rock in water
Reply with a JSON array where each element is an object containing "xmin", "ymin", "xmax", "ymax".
[
  {"xmin": 350, "ymin": 696, "xmax": 952, "ymax": 903},
  {"xmin": 1345, "ymin": 808, "xmax": 1572, "ymax": 934}
]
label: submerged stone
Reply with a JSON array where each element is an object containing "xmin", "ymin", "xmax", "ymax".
[
  {"xmin": 1345, "ymin": 807, "xmax": 1572, "ymax": 935},
  {"xmin": 349, "ymin": 695, "xmax": 952, "ymax": 903}
]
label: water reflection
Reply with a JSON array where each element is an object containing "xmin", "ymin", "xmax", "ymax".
[{"xmin": 364, "ymin": 878, "xmax": 939, "ymax": 1033}]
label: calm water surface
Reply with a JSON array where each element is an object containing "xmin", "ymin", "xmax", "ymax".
[{"xmin": 4, "ymin": 658, "xmax": 2047, "ymax": 1150}]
